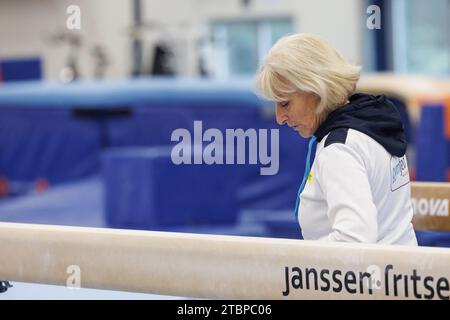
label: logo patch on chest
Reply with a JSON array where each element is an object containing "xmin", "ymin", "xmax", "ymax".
[{"xmin": 390, "ymin": 155, "xmax": 409, "ymax": 191}]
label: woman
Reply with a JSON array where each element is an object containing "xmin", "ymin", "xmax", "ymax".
[{"xmin": 256, "ymin": 33, "xmax": 417, "ymax": 245}]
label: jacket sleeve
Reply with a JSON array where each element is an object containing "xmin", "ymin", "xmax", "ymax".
[{"xmin": 316, "ymin": 143, "xmax": 378, "ymax": 243}]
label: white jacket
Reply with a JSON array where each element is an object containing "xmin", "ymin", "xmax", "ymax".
[{"xmin": 297, "ymin": 94, "xmax": 417, "ymax": 245}]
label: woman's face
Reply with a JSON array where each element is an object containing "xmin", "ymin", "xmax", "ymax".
[{"xmin": 275, "ymin": 91, "xmax": 323, "ymax": 138}]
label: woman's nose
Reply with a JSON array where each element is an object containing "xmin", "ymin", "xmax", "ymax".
[{"xmin": 275, "ymin": 104, "xmax": 288, "ymax": 126}]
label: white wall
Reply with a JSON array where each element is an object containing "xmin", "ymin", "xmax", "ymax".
[
  {"xmin": 0, "ymin": 0, "xmax": 131, "ymax": 80},
  {"xmin": 0, "ymin": 0, "xmax": 364, "ymax": 80},
  {"xmin": 141, "ymin": 0, "xmax": 364, "ymax": 76}
]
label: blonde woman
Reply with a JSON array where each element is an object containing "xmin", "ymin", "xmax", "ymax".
[{"xmin": 256, "ymin": 33, "xmax": 417, "ymax": 245}]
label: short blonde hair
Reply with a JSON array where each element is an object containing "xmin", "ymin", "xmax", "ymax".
[{"xmin": 255, "ymin": 33, "xmax": 361, "ymax": 115}]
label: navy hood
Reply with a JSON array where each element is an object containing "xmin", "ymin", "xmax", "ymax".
[{"xmin": 314, "ymin": 93, "xmax": 407, "ymax": 157}]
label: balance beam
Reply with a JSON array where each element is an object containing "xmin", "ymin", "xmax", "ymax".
[
  {"xmin": 0, "ymin": 222, "xmax": 449, "ymax": 299},
  {"xmin": 411, "ymin": 182, "xmax": 450, "ymax": 231}
]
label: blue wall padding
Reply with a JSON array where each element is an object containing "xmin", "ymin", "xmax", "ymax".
[
  {"xmin": 447, "ymin": 137, "xmax": 450, "ymax": 171},
  {"xmin": 106, "ymin": 105, "xmax": 309, "ymax": 211},
  {"xmin": 101, "ymin": 147, "xmax": 239, "ymax": 229},
  {"xmin": 415, "ymin": 104, "xmax": 448, "ymax": 181},
  {"xmin": 0, "ymin": 78, "xmax": 310, "ymax": 218},
  {"xmin": 415, "ymin": 231, "xmax": 450, "ymax": 248},
  {"xmin": 0, "ymin": 107, "xmax": 101, "ymax": 184},
  {"xmin": 0, "ymin": 57, "xmax": 42, "ymax": 82},
  {"xmin": 106, "ymin": 105, "xmax": 262, "ymax": 147},
  {"xmin": 0, "ymin": 79, "xmax": 266, "ymax": 184},
  {"xmin": 258, "ymin": 211, "xmax": 303, "ymax": 240},
  {"xmin": 237, "ymin": 117, "xmax": 310, "ymax": 210}
]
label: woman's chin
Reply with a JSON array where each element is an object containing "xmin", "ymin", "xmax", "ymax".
[{"xmin": 297, "ymin": 129, "xmax": 313, "ymax": 139}]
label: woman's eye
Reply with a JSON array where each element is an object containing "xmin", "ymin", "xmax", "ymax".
[{"xmin": 281, "ymin": 101, "xmax": 289, "ymax": 107}]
